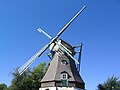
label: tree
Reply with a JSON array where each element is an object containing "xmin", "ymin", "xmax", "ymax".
[
  {"xmin": 8, "ymin": 62, "xmax": 49, "ymax": 90},
  {"xmin": 97, "ymin": 84, "xmax": 106, "ymax": 90},
  {"xmin": 30, "ymin": 62, "xmax": 49, "ymax": 90},
  {"xmin": 8, "ymin": 68, "xmax": 32, "ymax": 90},
  {"xmin": 0, "ymin": 83, "xmax": 8, "ymax": 90},
  {"xmin": 97, "ymin": 75, "xmax": 120, "ymax": 90}
]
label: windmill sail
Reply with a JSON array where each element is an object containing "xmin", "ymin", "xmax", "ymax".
[
  {"xmin": 18, "ymin": 43, "xmax": 50, "ymax": 75},
  {"xmin": 55, "ymin": 6, "xmax": 86, "ymax": 38},
  {"xmin": 18, "ymin": 6, "xmax": 86, "ymax": 75}
]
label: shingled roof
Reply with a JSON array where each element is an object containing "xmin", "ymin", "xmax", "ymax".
[{"xmin": 40, "ymin": 40, "xmax": 85, "ymax": 89}]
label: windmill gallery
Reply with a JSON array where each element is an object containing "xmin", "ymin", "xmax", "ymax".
[{"xmin": 18, "ymin": 6, "xmax": 86, "ymax": 90}]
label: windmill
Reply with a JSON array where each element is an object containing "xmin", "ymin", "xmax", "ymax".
[{"xmin": 18, "ymin": 6, "xmax": 86, "ymax": 90}]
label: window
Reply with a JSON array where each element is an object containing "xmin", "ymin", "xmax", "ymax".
[
  {"xmin": 61, "ymin": 60, "xmax": 67, "ymax": 65},
  {"xmin": 61, "ymin": 73, "xmax": 68, "ymax": 80},
  {"xmin": 63, "ymin": 74, "xmax": 67, "ymax": 79}
]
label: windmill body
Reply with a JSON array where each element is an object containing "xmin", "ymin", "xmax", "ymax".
[
  {"xmin": 18, "ymin": 6, "xmax": 86, "ymax": 90},
  {"xmin": 39, "ymin": 39, "xmax": 85, "ymax": 90}
]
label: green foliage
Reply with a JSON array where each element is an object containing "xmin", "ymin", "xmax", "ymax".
[
  {"xmin": 97, "ymin": 75, "xmax": 120, "ymax": 90},
  {"xmin": 0, "ymin": 83, "xmax": 8, "ymax": 90},
  {"xmin": 30, "ymin": 63, "xmax": 48, "ymax": 90},
  {"xmin": 8, "ymin": 62, "xmax": 49, "ymax": 90},
  {"xmin": 8, "ymin": 68, "xmax": 32, "ymax": 90}
]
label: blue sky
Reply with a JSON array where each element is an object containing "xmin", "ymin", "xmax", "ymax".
[{"xmin": 0, "ymin": 0, "xmax": 120, "ymax": 90}]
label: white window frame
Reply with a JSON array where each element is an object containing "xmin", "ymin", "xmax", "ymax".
[{"xmin": 61, "ymin": 73, "xmax": 68, "ymax": 80}]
